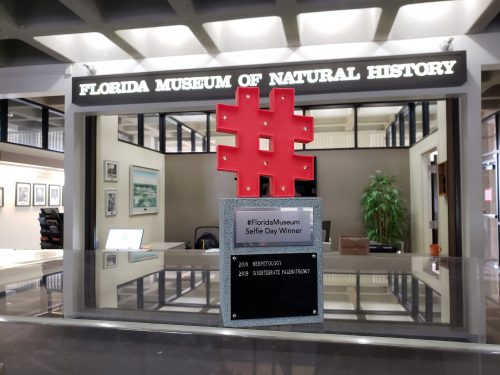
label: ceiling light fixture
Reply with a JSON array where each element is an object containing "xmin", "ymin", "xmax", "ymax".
[
  {"xmin": 203, "ymin": 16, "xmax": 287, "ymax": 52},
  {"xmin": 297, "ymin": 8, "xmax": 382, "ymax": 45},
  {"xmin": 116, "ymin": 25, "xmax": 206, "ymax": 57},
  {"xmin": 34, "ymin": 32, "xmax": 130, "ymax": 62}
]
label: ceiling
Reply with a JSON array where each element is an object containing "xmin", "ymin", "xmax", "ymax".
[{"xmin": 0, "ymin": 0, "xmax": 499, "ymax": 113}]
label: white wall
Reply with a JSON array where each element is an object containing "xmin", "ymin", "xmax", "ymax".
[
  {"xmin": 0, "ymin": 162, "xmax": 64, "ymax": 249},
  {"xmin": 95, "ymin": 115, "xmax": 166, "ymax": 308},
  {"xmin": 95, "ymin": 115, "xmax": 165, "ymax": 248}
]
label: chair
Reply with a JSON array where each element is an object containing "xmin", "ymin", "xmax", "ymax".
[
  {"xmin": 193, "ymin": 226, "xmax": 219, "ymax": 249},
  {"xmin": 322, "ymin": 220, "xmax": 331, "ymax": 242},
  {"xmin": 192, "ymin": 226, "xmax": 219, "ymax": 290}
]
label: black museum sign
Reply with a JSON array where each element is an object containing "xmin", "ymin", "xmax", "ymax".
[{"xmin": 72, "ymin": 51, "xmax": 466, "ymax": 106}]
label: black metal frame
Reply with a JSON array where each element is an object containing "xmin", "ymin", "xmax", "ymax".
[{"xmin": 0, "ymin": 97, "xmax": 64, "ymax": 153}]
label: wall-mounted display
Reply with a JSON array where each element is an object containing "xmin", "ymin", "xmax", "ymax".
[
  {"xmin": 48, "ymin": 184, "xmax": 61, "ymax": 206},
  {"xmin": 105, "ymin": 189, "xmax": 117, "ymax": 216},
  {"xmin": 104, "ymin": 160, "xmax": 119, "ymax": 182},
  {"xmin": 0, "ymin": 187, "xmax": 3, "ymax": 207},
  {"xmin": 33, "ymin": 183, "xmax": 47, "ymax": 206},
  {"xmin": 15, "ymin": 182, "xmax": 31, "ymax": 206},
  {"xmin": 103, "ymin": 252, "xmax": 118, "ymax": 269},
  {"xmin": 129, "ymin": 165, "xmax": 159, "ymax": 215}
]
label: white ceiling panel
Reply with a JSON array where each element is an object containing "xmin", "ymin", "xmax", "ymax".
[
  {"xmin": 116, "ymin": 25, "xmax": 206, "ymax": 58},
  {"xmin": 298, "ymin": 8, "xmax": 382, "ymax": 45},
  {"xmin": 34, "ymin": 32, "xmax": 130, "ymax": 62},
  {"xmin": 203, "ymin": 16, "xmax": 287, "ymax": 52}
]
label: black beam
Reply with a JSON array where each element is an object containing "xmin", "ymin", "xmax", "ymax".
[
  {"xmin": 42, "ymin": 107, "xmax": 49, "ymax": 149},
  {"xmin": 401, "ymin": 274, "xmax": 408, "ymax": 306},
  {"xmin": 137, "ymin": 278, "xmax": 144, "ymax": 310},
  {"xmin": 84, "ymin": 116, "xmax": 97, "ymax": 309},
  {"xmin": 447, "ymin": 98, "xmax": 462, "ymax": 257},
  {"xmin": 394, "ymin": 273, "xmax": 400, "ymax": 297},
  {"xmin": 422, "ymin": 102, "xmax": 430, "ymax": 136},
  {"xmin": 497, "ymin": 112, "xmax": 500, "ymax": 268},
  {"xmin": 84, "ymin": 116, "xmax": 97, "ymax": 251},
  {"xmin": 411, "ymin": 277, "xmax": 419, "ymax": 320},
  {"xmin": 137, "ymin": 114, "xmax": 144, "ymax": 146},
  {"xmin": 409, "ymin": 103, "xmax": 416, "ymax": 145},
  {"xmin": 159, "ymin": 114, "xmax": 166, "ymax": 153},
  {"xmin": 191, "ymin": 131, "xmax": 196, "ymax": 152},
  {"xmin": 177, "ymin": 123, "xmax": 182, "ymax": 152},
  {"xmin": 425, "ymin": 285, "xmax": 433, "ymax": 322},
  {"xmin": 158, "ymin": 271, "xmax": 166, "ymax": 307},
  {"xmin": 206, "ymin": 112, "xmax": 211, "ymax": 152},
  {"xmin": 354, "ymin": 106, "xmax": 358, "ymax": 148},
  {"xmin": 399, "ymin": 112, "xmax": 405, "ymax": 146},
  {"xmin": 391, "ymin": 122, "xmax": 396, "ymax": 146},
  {"xmin": 0, "ymin": 99, "xmax": 8, "ymax": 142}
]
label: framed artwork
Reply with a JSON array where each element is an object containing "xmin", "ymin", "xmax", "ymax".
[
  {"xmin": 33, "ymin": 183, "xmax": 47, "ymax": 206},
  {"xmin": 105, "ymin": 189, "xmax": 117, "ymax": 216},
  {"xmin": 103, "ymin": 252, "xmax": 118, "ymax": 269},
  {"xmin": 15, "ymin": 182, "xmax": 31, "ymax": 206},
  {"xmin": 48, "ymin": 184, "xmax": 61, "ymax": 206},
  {"xmin": 0, "ymin": 187, "xmax": 4, "ymax": 207},
  {"xmin": 129, "ymin": 165, "xmax": 160, "ymax": 215},
  {"xmin": 104, "ymin": 160, "xmax": 119, "ymax": 182}
]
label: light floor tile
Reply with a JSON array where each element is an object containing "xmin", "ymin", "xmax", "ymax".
[{"xmin": 365, "ymin": 314, "xmax": 414, "ymax": 322}]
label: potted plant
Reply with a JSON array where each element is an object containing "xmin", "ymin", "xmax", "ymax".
[{"xmin": 361, "ymin": 171, "xmax": 407, "ymax": 253}]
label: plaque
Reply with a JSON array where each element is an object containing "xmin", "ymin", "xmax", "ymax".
[
  {"xmin": 230, "ymin": 253, "xmax": 318, "ymax": 320},
  {"xmin": 234, "ymin": 207, "xmax": 313, "ymax": 247}
]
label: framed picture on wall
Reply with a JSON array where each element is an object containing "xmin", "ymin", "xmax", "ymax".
[
  {"xmin": 104, "ymin": 160, "xmax": 119, "ymax": 182},
  {"xmin": 48, "ymin": 184, "xmax": 61, "ymax": 206},
  {"xmin": 0, "ymin": 187, "xmax": 4, "ymax": 207},
  {"xmin": 105, "ymin": 189, "xmax": 117, "ymax": 216},
  {"xmin": 33, "ymin": 183, "xmax": 47, "ymax": 206},
  {"xmin": 129, "ymin": 165, "xmax": 160, "ymax": 215},
  {"xmin": 103, "ymin": 251, "xmax": 118, "ymax": 269},
  {"xmin": 15, "ymin": 182, "xmax": 31, "ymax": 206}
]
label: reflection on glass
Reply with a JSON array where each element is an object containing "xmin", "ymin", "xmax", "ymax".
[
  {"xmin": 165, "ymin": 117, "xmax": 178, "ymax": 152},
  {"xmin": 168, "ymin": 113, "xmax": 207, "ymax": 153},
  {"xmin": 118, "ymin": 114, "xmax": 137, "ymax": 143},
  {"xmin": 7, "ymin": 99, "xmax": 43, "ymax": 148},
  {"xmin": 482, "ymin": 115, "xmax": 497, "ymax": 155},
  {"xmin": 49, "ymin": 109, "xmax": 64, "ymax": 152},
  {"xmin": 182, "ymin": 125, "xmax": 192, "ymax": 152},
  {"xmin": 143, "ymin": 114, "xmax": 160, "ymax": 151},
  {"xmin": 414, "ymin": 103, "xmax": 423, "ymax": 142},
  {"xmin": 429, "ymin": 101, "xmax": 438, "ymax": 133},
  {"xmin": 403, "ymin": 109, "xmax": 410, "ymax": 147},
  {"xmin": 306, "ymin": 107, "xmax": 354, "ymax": 149},
  {"xmin": 483, "ymin": 156, "xmax": 499, "ymax": 261},
  {"xmin": 358, "ymin": 105, "xmax": 402, "ymax": 148}
]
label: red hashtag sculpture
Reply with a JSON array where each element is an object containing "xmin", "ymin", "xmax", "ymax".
[{"xmin": 216, "ymin": 87, "xmax": 314, "ymax": 197}]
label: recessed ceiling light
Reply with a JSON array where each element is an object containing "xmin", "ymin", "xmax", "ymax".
[
  {"xmin": 389, "ymin": 0, "xmax": 480, "ymax": 39},
  {"xmin": 203, "ymin": 16, "xmax": 287, "ymax": 52},
  {"xmin": 298, "ymin": 8, "xmax": 382, "ymax": 45},
  {"xmin": 34, "ymin": 32, "xmax": 130, "ymax": 62},
  {"xmin": 116, "ymin": 25, "xmax": 206, "ymax": 58}
]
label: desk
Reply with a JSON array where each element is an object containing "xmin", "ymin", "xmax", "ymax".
[{"xmin": 142, "ymin": 242, "xmax": 185, "ymax": 251}]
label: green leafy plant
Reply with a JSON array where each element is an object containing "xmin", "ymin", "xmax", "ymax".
[{"xmin": 361, "ymin": 171, "xmax": 407, "ymax": 245}]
